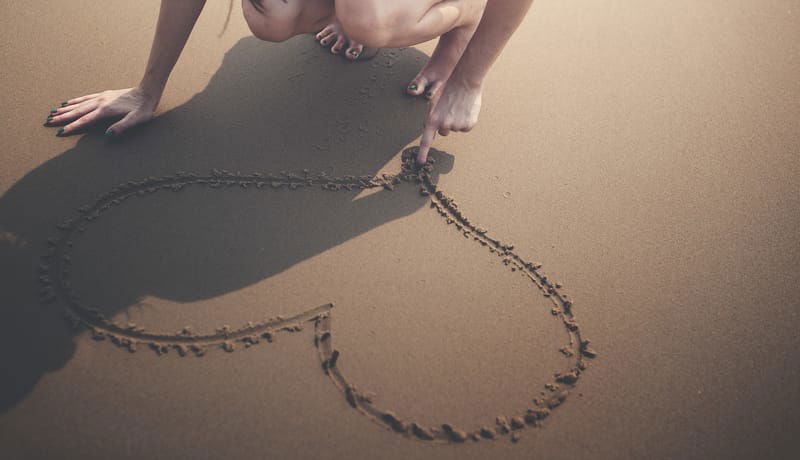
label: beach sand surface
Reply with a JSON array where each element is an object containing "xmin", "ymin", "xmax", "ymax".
[{"xmin": 1, "ymin": 1, "xmax": 799, "ymax": 459}]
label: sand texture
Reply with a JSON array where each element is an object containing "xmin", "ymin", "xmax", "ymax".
[{"xmin": 1, "ymin": 1, "xmax": 799, "ymax": 459}]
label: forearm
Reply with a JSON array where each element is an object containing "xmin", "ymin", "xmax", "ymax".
[
  {"xmin": 452, "ymin": 0, "xmax": 534, "ymax": 87},
  {"xmin": 139, "ymin": 0, "xmax": 207, "ymax": 98}
]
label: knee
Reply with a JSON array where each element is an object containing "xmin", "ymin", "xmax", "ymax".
[
  {"xmin": 242, "ymin": 0, "xmax": 296, "ymax": 43},
  {"xmin": 336, "ymin": 1, "xmax": 405, "ymax": 48}
]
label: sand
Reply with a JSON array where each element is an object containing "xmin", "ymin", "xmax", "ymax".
[{"xmin": 1, "ymin": 1, "xmax": 799, "ymax": 459}]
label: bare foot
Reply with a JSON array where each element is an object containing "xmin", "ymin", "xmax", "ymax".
[
  {"xmin": 407, "ymin": 4, "xmax": 485, "ymax": 100},
  {"xmin": 315, "ymin": 17, "xmax": 365, "ymax": 61}
]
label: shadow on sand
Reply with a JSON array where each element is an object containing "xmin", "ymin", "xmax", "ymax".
[{"xmin": 0, "ymin": 36, "xmax": 453, "ymax": 413}]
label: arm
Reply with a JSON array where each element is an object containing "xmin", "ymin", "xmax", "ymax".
[
  {"xmin": 417, "ymin": 0, "xmax": 535, "ymax": 163},
  {"xmin": 49, "ymin": 0, "xmax": 207, "ymax": 136}
]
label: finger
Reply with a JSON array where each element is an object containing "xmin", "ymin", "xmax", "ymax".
[
  {"xmin": 424, "ymin": 80, "xmax": 445, "ymax": 100},
  {"xmin": 438, "ymin": 127, "xmax": 451, "ymax": 136},
  {"xmin": 106, "ymin": 111, "xmax": 146, "ymax": 137},
  {"xmin": 48, "ymin": 100, "xmax": 99, "ymax": 125},
  {"xmin": 58, "ymin": 107, "xmax": 107, "ymax": 136},
  {"xmin": 417, "ymin": 123, "xmax": 437, "ymax": 164},
  {"xmin": 330, "ymin": 35, "xmax": 346, "ymax": 54},
  {"xmin": 52, "ymin": 97, "xmax": 96, "ymax": 116},
  {"xmin": 345, "ymin": 43, "xmax": 363, "ymax": 60},
  {"xmin": 59, "ymin": 93, "xmax": 101, "ymax": 109},
  {"xmin": 407, "ymin": 76, "xmax": 429, "ymax": 96}
]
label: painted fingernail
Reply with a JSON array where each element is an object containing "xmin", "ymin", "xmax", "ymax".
[
  {"xmin": 349, "ymin": 49, "xmax": 359, "ymax": 56},
  {"xmin": 50, "ymin": 109, "xmax": 58, "ymax": 114},
  {"xmin": 105, "ymin": 129, "xmax": 114, "ymax": 137},
  {"xmin": 57, "ymin": 128, "xmax": 65, "ymax": 136},
  {"xmin": 426, "ymin": 91, "xmax": 433, "ymax": 98},
  {"xmin": 409, "ymin": 84, "xmax": 418, "ymax": 91},
  {"xmin": 60, "ymin": 101, "xmax": 68, "ymax": 106},
  {"xmin": 47, "ymin": 116, "xmax": 54, "ymax": 122}
]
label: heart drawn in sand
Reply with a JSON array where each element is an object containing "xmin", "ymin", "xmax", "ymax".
[{"xmin": 37, "ymin": 148, "xmax": 597, "ymax": 444}]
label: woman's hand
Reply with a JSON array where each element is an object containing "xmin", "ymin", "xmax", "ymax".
[
  {"xmin": 416, "ymin": 75, "xmax": 483, "ymax": 164},
  {"xmin": 46, "ymin": 87, "xmax": 160, "ymax": 137}
]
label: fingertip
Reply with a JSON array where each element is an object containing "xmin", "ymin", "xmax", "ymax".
[{"xmin": 416, "ymin": 142, "xmax": 430, "ymax": 164}]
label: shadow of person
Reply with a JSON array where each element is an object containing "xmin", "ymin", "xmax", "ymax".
[{"xmin": 0, "ymin": 36, "xmax": 454, "ymax": 413}]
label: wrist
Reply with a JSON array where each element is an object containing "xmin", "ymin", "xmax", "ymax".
[
  {"xmin": 450, "ymin": 66, "xmax": 484, "ymax": 91},
  {"xmin": 138, "ymin": 75, "xmax": 166, "ymax": 101},
  {"xmin": 135, "ymin": 84, "xmax": 163, "ymax": 109}
]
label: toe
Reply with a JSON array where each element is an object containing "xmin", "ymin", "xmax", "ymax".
[
  {"xmin": 345, "ymin": 43, "xmax": 364, "ymax": 60},
  {"xmin": 407, "ymin": 76, "xmax": 429, "ymax": 96},
  {"xmin": 319, "ymin": 31, "xmax": 336, "ymax": 47},
  {"xmin": 315, "ymin": 25, "xmax": 335, "ymax": 41},
  {"xmin": 331, "ymin": 35, "xmax": 346, "ymax": 54}
]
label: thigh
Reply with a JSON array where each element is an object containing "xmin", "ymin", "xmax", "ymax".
[{"xmin": 241, "ymin": 0, "xmax": 304, "ymax": 42}]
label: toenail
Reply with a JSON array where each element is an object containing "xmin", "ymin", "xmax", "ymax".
[{"xmin": 409, "ymin": 84, "xmax": 418, "ymax": 91}]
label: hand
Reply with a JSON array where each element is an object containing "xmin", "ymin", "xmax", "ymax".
[
  {"xmin": 416, "ymin": 76, "xmax": 483, "ymax": 164},
  {"xmin": 46, "ymin": 87, "xmax": 160, "ymax": 137}
]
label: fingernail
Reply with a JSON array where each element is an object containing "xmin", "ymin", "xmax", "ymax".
[
  {"xmin": 349, "ymin": 49, "xmax": 359, "ymax": 56},
  {"xmin": 320, "ymin": 40, "xmax": 327, "ymax": 45},
  {"xmin": 50, "ymin": 109, "xmax": 58, "ymax": 114},
  {"xmin": 409, "ymin": 84, "xmax": 418, "ymax": 91},
  {"xmin": 425, "ymin": 91, "xmax": 433, "ymax": 98},
  {"xmin": 105, "ymin": 129, "xmax": 114, "ymax": 137},
  {"xmin": 60, "ymin": 101, "xmax": 68, "ymax": 106},
  {"xmin": 46, "ymin": 116, "xmax": 53, "ymax": 122},
  {"xmin": 57, "ymin": 128, "xmax": 65, "ymax": 136}
]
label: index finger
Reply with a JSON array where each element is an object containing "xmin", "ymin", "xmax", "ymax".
[{"xmin": 417, "ymin": 123, "xmax": 437, "ymax": 164}]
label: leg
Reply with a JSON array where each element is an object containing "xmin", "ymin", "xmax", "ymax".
[
  {"xmin": 336, "ymin": 0, "xmax": 487, "ymax": 98},
  {"xmin": 242, "ymin": 0, "xmax": 307, "ymax": 42}
]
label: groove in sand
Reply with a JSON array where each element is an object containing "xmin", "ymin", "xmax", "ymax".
[{"xmin": 38, "ymin": 148, "xmax": 597, "ymax": 442}]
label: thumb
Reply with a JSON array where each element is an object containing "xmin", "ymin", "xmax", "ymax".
[{"xmin": 105, "ymin": 110, "xmax": 146, "ymax": 137}]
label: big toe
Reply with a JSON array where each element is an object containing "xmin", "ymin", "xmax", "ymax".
[{"xmin": 345, "ymin": 43, "xmax": 364, "ymax": 60}]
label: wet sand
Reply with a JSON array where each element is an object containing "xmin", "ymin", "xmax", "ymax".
[{"xmin": 1, "ymin": 1, "xmax": 799, "ymax": 459}]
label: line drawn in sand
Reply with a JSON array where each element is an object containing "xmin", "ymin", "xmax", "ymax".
[{"xmin": 38, "ymin": 148, "xmax": 598, "ymax": 444}]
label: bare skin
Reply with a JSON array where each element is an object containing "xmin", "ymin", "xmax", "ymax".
[
  {"xmin": 416, "ymin": 0, "xmax": 535, "ymax": 163},
  {"xmin": 46, "ymin": 0, "xmax": 535, "ymax": 162},
  {"xmin": 315, "ymin": 17, "xmax": 364, "ymax": 60}
]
